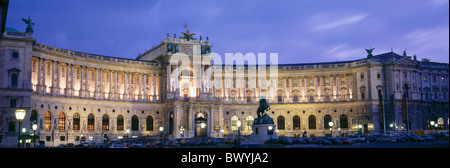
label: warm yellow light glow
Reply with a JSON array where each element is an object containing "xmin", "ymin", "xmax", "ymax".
[{"xmin": 15, "ymin": 109, "xmax": 26, "ymax": 121}]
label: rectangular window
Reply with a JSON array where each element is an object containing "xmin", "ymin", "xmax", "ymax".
[
  {"xmin": 10, "ymin": 99, "xmax": 17, "ymax": 108},
  {"xmin": 11, "ymin": 74, "xmax": 18, "ymax": 88},
  {"xmin": 360, "ymin": 73, "xmax": 364, "ymax": 80},
  {"xmin": 293, "ymin": 81, "xmax": 298, "ymax": 85},
  {"xmin": 11, "ymin": 51, "xmax": 19, "ymax": 59},
  {"xmin": 424, "ymin": 76, "xmax": 427, "ymax": 81},
  {"xmin": 377, "ymin": 73, "xmax": 381, "ymax": 79}
]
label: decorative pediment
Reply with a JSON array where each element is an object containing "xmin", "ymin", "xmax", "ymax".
[{"xmin": 395, "ymin": 57, "xmax": 418, "ymax": 66}]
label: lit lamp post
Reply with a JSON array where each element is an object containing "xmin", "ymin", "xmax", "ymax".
[
  {"xmin": 434, "ymin": 123, "xmax": 438, "ymax": 144},
  {"xmin": 329, "ymin": 122, "xmax": 334, "ymax": 148},
  {"xmin": 21, "ymin": 128, "xmax": 26, "ymax": 148},
  {"xmin": 429, "ymin": 121, "xmax": 435, "ymax": 145},
  {"xmin": 32, "ymin": 124, "xmax": 37, "ymax": 147},
  {"xmin": 159, "ymin": 126, "xmax": 163, "ymax": 148},
  {"xmin": 358, "ymin": 124, "xmax": 363, "ymax": 147},
  {"xmin": 15, "ymin": 109, "xmax": 26, "ymax": 148},
  {"xmin": 201, "ymin": 123, "xmax": 206, "ymax": 148},
  {"xmin": 180, "ymin": 126, "xmax": 185, "ymax": 139},
  {"xmin": 236, "ymin": 120, "xmax": 241, "ymax": 148},
  {"xmin": 389, "ymin": 124, "xmax": 394, "ymax": 135}
]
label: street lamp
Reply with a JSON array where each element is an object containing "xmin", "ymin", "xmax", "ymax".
[
  {"xmin": 32, "ymin": 124, "xmax": 37, "ymax": 147},
  {"xmin": 236, "ymin": 120, "xmax": 241, "ymax": 148},
  {"xmin": 201, "ymin": 123, "xmax": 206, "ymax": 147},
  {"xmin": 329, "ymin": 122, "xmax": 334, "ymax": 148},
  {"xmin": 159, "ymin": 127, "xmax": 163, "ymax": 148},
  {"xmin": 180, "ymin": 126, "xmax": 185, "ymax": 139},
  {"xmin": 15, "ymin": 109, "xmax": 26, "ymax": 148}
]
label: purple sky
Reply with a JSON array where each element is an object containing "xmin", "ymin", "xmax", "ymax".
[{"xmin": 5, "ymin": 0, "xmax": 449, "ymax": 64}]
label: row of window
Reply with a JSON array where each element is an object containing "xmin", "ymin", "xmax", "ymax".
[
  {"xmin": 229, "ymin": 114, "xmax": 350, "ymax": 131},
  {"xmin": 275, "ymin": 114, "xmax": 349, "ymax": 130},
  {"xmin": 42, "ymin": 111, "xmax": 155, "ymax": 131}
]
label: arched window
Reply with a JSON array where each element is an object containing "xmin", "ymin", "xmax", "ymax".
[
  {"xmin": 231, "ymin": 116, "xmax": 239, "ymax": 131},
  {"xmin": 58, "ymin": 112, "xmax": 65, "ymax": 130},
  {"xmin": 30, "ymin": 110, "xmax": 38, "ymax": 124},
  {"xmin": 87, "ymin": 113, "xmax": 95, "ymax": 131},
  {"xmin": 102, "ymin": 114, "xmax": 109, "ymax": 131},
  {"xmin": 340, "ymin": 114, "xmax": 348, "ymax": 129},
  {"xmin": 131, "ymin": 115, "xmax": 139, "ymax": 131},
  {"xmin": 293, "ymin": 115, "xmax": 300, "ymax": 130},
  {"xmin": 44, "ymin": 111, "xmax": 51, "ymax": 130},
  {"xmin": 277, "ymin": 116, "xmax": 285, "ymax": 130},
  {"xmin": 308, "ymin": 115, "xmax": 316, "ymax": 129},
  {"xmin": 73, "ymin": 113, "xmax": 80, "ymax": 130},
  {"xmin": 146, "ymin": 115, "xmax": 154, "ymax": 131},
  {"xmin": 246, "ymin": 116, "xmax": 254, "ymax": 131},
  {"xmin": 117, "ymin": 115, "xmax": 124, "ymax": 131},
  {"xmin": 324, "ymin": 115, "xmax": 332, "ymax": 129},
  {"xmin": 169, "ymin": 112, "xmax": 174, "ymax": 134}
]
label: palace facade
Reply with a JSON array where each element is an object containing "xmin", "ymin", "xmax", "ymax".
[{"xmin": 0, "ymin": 26, "xmax": 448, "ymax": 147}]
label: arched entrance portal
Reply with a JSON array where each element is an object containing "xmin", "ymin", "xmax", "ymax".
[{"xmin": 195, "ymin": 112, "xmax": 207, "ymax": 137}]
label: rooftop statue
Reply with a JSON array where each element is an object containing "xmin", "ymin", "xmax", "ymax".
[
  {"xmin": 22, "ymin": 16, "xmax": 35, "ymax": 33},
  {"xmin": 181, "ymin": 30, "xmax": 195, "ymax": 41},
  {"xmin": 366, "ymin": 47, "xmax": 375, "ymax": 59}
]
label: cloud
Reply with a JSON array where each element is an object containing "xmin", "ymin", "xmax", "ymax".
[
  {"xmin": 326, "ymin": 44, "xmax": 363, "ymax": 61},
  {"xmin": 312, "ymin": 13, "xmax": 368, "ymax": 31},
  {"xmin": 401, "ymin": 27, "xmax": 449, "ymax": 62},
  {"xmin": 430, "ymin": 0, "xmax": 449, "ymax": 7}
]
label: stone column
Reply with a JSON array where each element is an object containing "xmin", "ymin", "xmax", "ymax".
[
  {"xmin": 320, "ymin": 75, "xmax": 323, "ymax": 101},
  {"xmin": 94, "ymin": 68, "xmax": 98, "ymax": 99},
  {"xmin": 56, "ymin": 61, "xmax": 61, "ymax": 95},
  {"xmin": 129, "ymin": 72, "xmax": 133, "ymax": 101},
  {"xmin": 109, "ymin": 70, "xmax": 113, "ymax": 99},
  {"xmin": 124, "ymin": 71, "xmax": 127, "ymax": 100},
  {"xmin": 37, "ymin": 57, "xmax": 42, "ymax": 93},
  {"xmin": 65, "ymin": 63, "xmax": 70, "ymax": 96},
  {"xmin": 100, "ymin": 68, "xmax": 103, "ymax": 99},
  {"xmin": 139, "ymin": 72, "xmax": 142, "ymax": 101},
  {"xmin": 303, "ymin": 75, "xmax": 307, "ymax": 102},
  {"xmin": 51, "ymin": 60, "xmax": 56, "ymax": 95},
  {"xmin": 153, "ymin": 73, "xmax": 157, "ymax": 102},
  {"xmin": 346, "ymin": 73, "xmax": 350, "ymax": 101},
  {"xmin": 143, "ymin": 73, "xmax": 147, "ymax": 102},
  {"xmin": 336, "ymin": 74, "xmax": 339, "ymax": 100},
  {"xmin": 330, "ymin": 74, "xmax": 334, "ymax": 101},
  {"xmin": 79, "ymin": 66, "xmax": 84, "ymax": 97},
  {"xmin": 314, "ymin": 75, "xmax": 318, "ymax": 102},
  {"xmin": 86, "ymin": 67, "xmax": 90, "ymax": 98},
  {"xmin": 71, "ymin": 64, "xmax": 75, "ymax": 97},
  {"xmin": 115, "ymin": 70, "xmax": 118, "ymax": 100},
  {"xmin": 42, "ymin": 59, "xmax": 47, "ymax": 95}
]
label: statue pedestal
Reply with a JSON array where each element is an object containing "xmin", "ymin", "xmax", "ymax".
[{"xmin": 249, "ymin": 124, "xmax": 278, "ymax": 144}]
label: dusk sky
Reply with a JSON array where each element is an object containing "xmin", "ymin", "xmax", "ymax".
[{"xmin": 5, "ymin": 0, "xmax": 449, "ymax": 64}]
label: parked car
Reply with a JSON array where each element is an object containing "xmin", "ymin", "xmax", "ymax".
[
  {"xmin": 146, "ymin": 142, "xmax": 157, "ymax": 147},
  {"xmin": 293, "ymin": 138, "xmax": 306, "ymax": 144},
  {"xmin": 376, "ymin": 135, "xmax": 394, "ymax": 143},
  {"xmin": 421, "ymin": 135, "xmax": 433, "ymax": 142},
  {"xmin": 64, "ymin": 143, "xmax": 75, "ymax": 148},
  {"xmin": 318, "ymin": 138, "xmax": 331, "ymax": 145},
  {"xmin": 330, "ymin": 137, "xmax": 342, "ymax": 145},
  {"xmin": 109, "ymin": 144, "xmax": 127, "ymax": 148},
  {"xmin": 304, "ymin": 138, "xmax": 315, "ymax": 144}
]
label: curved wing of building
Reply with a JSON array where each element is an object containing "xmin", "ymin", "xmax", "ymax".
[{"xmin": 0, "ymin": 28, "xmax": 448, "ymax": 147}]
